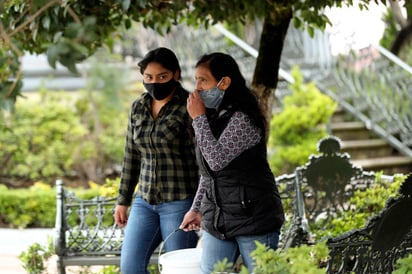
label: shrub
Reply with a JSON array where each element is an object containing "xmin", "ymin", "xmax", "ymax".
[
  {"xmin": 268, "ymin": 66, "xmax": 337, "ymax": 175},
  {"xmin": 312, "ymin": 173, "xmax": 405, "ymax": 241},
  {"xmin": 0, "ymin": 183, "xmax": 56, "ymax": 228},
  {"xmin": 393, "ymin": 253, "xmax": 412, "ymax": 274},
  {"xmin": 19, "ymin": 238, "xmax": 53, "ymax": 274},
  {"xmin": 0, "ymin": 91, "xmax": 87, "ymax": 183},
  {"xmin": 212, "ymin": 241, "xmax": 329, "ymax": 274},
  {"xmin": 0, "ymin": 63, "xmax": 137, "ymax": 186},
  {"xmin": 0, "ymin": 180, "xmax": 115, "ymax": 228}
]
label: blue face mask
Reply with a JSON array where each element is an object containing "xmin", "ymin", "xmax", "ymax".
[{"xmin": 199, "ymin": 78, "xmax": 224, "ymax": 109}]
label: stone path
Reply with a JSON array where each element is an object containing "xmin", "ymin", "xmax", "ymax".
[
  {"xmin": 0, "ymin": 228, "xmax": 53, "ymax": 273},
  {"xmin": 0, "ymin": 228, "xmax": 109, "ymax": 273}
]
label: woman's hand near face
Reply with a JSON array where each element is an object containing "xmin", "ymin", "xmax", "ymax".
[{"xmin": 187, "ymin": 90, "xmax": 206, "ymax": 119}]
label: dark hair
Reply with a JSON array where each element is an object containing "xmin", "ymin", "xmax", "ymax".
[
  {"xmin": 138, "ymin": 47, "xmax": 182, "ymax": 80},
  {"xmin": 196, "ymin": 52, "xmax": 267, "ymax": 137}
]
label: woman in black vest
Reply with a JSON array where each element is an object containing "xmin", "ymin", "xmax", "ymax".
[{"xmin": 180, "ymin": 52, "xmax": 285, "ymax": 274}]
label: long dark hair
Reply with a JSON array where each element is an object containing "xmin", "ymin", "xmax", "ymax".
[
  {"xmin": 195, "ymin": 52, "xmax": 266, "ymax": 138},
  {"xmin": 137, "ymin": 47, "xmax": 182, "ymax": 80}
]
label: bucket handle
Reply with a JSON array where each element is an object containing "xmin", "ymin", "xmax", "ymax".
[{"xmin": 157, "ymin": 228, "xmax": 181, "ymax": 273}]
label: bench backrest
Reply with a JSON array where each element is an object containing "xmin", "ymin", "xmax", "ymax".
[
  {"xmin": 54, "ymin": 180, "xmax": 124, "ymax": 257},
  {"xmin": 326, "ymin": 173, "xmax": 412, "ymax": 273},
  {"xmin": 276, "ymin": 136, "xmax": 378, "ymax": 248}
]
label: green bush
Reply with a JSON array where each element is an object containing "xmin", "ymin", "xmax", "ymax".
[
  {"xmin": 0, "ymin": 57, "xmax": 137, "ymax": 186},
  {"xmin": 268, "ymin": 66, "xmax": 337, "ymax": 175},
  {"xmin": 312, "ymin": 173, "xmax": 405, "ymax": 241},
  {"xmin": 0, "ymin": 180, "xmax": 115, "ymax": 228},
  {"xmin": 393, "ymin": 253, "xmax": 412, "ymax": 274},
  {"xmin": 212, "ymin": 241, "xmax": 329, "ymax": 274},
  {"xmin": 19, "ymin": 238, "xmax": 54, "ymax": 274},
  {"xmin": 251, "ymin": 241, "xmax": 328, "ymax": 274},
  {"xmin": 0, "ymin": 183, "xmax": 56, "ymax": 228},
  {"xmin": 0, "ymin": 91, "xmax": 86, "ymax": 182}
]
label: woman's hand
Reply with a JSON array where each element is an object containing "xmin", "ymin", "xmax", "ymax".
[
  {"xmin": 187, "ymin": 90, "xmax": 206, "ymax": 119},
  {"xmin": 114, "ymin": 205, "xmax": 129, "ymax": 227},
  {"xmin": 179, "ymin": 210, "xmax": 202, "ymax": 232}
]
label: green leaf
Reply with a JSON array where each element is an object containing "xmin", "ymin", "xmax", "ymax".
[
  {"xmin": 293, "ymin": 17, "xmax": 301, "ymax": 29},
  {"xmin": 124, "ymin": 18, "xmax": 132, "ymax": 29},
  {"xmin": 59, "ymin": 56, "xmax": 78, "ymax": 74},
  {"xmin": 122, "ymin": 0, "xmax": 131, "ymax": 11},
  {"xmin": 46, "ymin": 45, "xmax": 59, "ymax": 68},
  {"xmin": 308, "ymin": 26, "xmax": 314, "ymax": 37},
  {"xmin": 33, "ymin": 0, "xmax": 51, "ymax": 8},
  {"xmin": 41, "ymin": 16, "xmax": 51, "ymax": 30},
  {"xmin": 65, "ymin": 23, "xmax": 80, "ymax": 39},
  {"xmin": 52, "ymin": 32, "xmax": 63, "ymax": 43}
]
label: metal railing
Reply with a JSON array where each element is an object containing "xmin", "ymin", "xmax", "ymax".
[
  {"xmin": 211, "ymin": 23, "xmax": 412, "ymax": 159},
  {"xmin": 23, "ymin": 21, "xmax": 412, "ymax": 160}
]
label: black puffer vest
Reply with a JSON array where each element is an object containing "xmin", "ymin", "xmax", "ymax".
[{"xmin": 198, "ymin": 108, "xmax": 285, "ymax": 240}]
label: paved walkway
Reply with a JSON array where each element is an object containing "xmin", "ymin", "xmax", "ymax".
[
  {"xmin": 0, "ymin": 228, "xmax": 109, "ymax": 273},
  {"xmin": 0, "ymin": 228, "xmax": 54, "ymax": 273}
]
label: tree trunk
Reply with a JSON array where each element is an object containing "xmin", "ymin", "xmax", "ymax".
[
  {"xmin": 389, "ymin": 1, "xmax": 412, "ymax": 56},
  {"xmin": 390, "ymin": 21, "xmax": 412, "ymax": 56},
  {"xmin": 251, "ymin": 10, "xmax": 292, "ymax": 141}
]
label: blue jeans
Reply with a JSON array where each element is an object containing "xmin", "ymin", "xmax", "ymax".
[
  {"xmin": 200, "ymin": 230, "xmax": 280, "ymax": 274},
  {"xmin": 120, "ymin": 196, "xmax": 198, "ymax": 274}
]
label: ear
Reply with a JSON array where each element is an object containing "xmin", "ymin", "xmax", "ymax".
[
  {"xmin": 173, "ymin": 70, "xmax": 180, "ymax": 81},
  {"xmin": 220, "ymin": 77, "xmax": 231, "ymax": 90}
]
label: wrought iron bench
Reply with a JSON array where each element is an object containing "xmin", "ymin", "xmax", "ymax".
[
  {"xmin": 53, "ymin": 180, "xmax": 160, "ymax": 274},
  {"xmin": 326, "ymin": 173, "xmax": 412, "ymax": 273},
  {"xmin": 53, "ymin": 135, "xmax": 402, "ymax": 273},
  {"xmin": 276, "ymin": 135, "xmax": 394, "ymax": 249}
]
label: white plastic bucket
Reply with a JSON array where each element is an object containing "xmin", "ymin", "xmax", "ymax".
[{"xmin": 159, "ymin": 248, "xmax": 202, "ymax": 274}]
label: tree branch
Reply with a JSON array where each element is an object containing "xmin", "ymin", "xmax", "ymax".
[
  {"xmin": 390, "ymin": 1, "xmax": 407, "ymax": 27},
  {"xmin": 6, "ymin": 69, "xmax": 22, "ymax": 98},
  {"xmin": 8, "ymin": 0, "xmax": 62, "ymax": 37},
  {"xmin": 0, "ymin": 22, "xmax": 23, "ymax": 56},
  {"xmin": 65, "ymin": 5, "xmax": 82, "ymax": 24}
]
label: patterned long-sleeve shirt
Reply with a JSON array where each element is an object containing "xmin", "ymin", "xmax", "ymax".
[
  {"xmin": 190, "ymin": 111, "xmax": 262, "ymax": 212},
  {"xmin": 117, "ymin": 87, "xmax": 199, "ymax": 206}
]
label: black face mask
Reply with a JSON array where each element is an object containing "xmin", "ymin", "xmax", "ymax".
[{"xmin": 143, "ymin": 78, "xmax": 176, "ymax": 100}]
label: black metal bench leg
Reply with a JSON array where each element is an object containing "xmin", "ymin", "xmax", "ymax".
[{"xmin": 56, "ymin": 257, "xmax": 66, "ymax": 274}]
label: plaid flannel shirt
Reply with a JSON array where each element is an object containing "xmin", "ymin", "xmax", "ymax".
[{"xmin": 117, "ymin": 86, "xmax": 199, "ymax": 205}]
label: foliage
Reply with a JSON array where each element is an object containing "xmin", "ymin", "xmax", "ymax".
[
  {"xmin": 213, "ymin": 241, "xmax": 328, "ymax": 274},
  {"xmin": 0, "ymin": 46, "xmax": 22, "ymax": 111},
  {"xmin": 0, "ymin": 54, "xmax": 134, "ymax": 185},
  {"xmin": 1, "ymin": 0, "xmax": 391, "ymax": 113},
  {"xmin": 380, "ymin": 8, "xmax": 399, "ymax": 51},
  {"xmin": 380, "ymin": 7, "xmax": 412, "ymax": 66},
  {"xmin": 310, "ymin": 173, "xmax": 406, "ymax": 241},
  {"xmin": 268, "ymin": 66, "xmax": 337, "ymax": 174},
  {"xmin": 19, "ymin": 237, "xmax": 122, "ymax": 274},
  {"xmin": 393, "ymin": 253, "xmax": 412, "ymax": 274},
  {"xmin": 253, "ymin": 241, "xmax": 328, "ymax": 274},
  {"xmin": 70, "ymin": 50, "xmax": 133, "ymax": 183},
  {"xmin": 0, "ymin": 182, "xmax": 56, "ymax": 228},
  {"xmin": 19, "ymin": 237, "xmax": 53, "ymax": 274},
  {"xmin": 0, "ymin": 91, "xmax": 87, "ymax": 182},
  {"xmin": 0, "ymin": 180, "xmax": 115, "ymax": 228},
  {"xmin": 212, "ymin": 257, "xmax": 235, "ymax": 273},
  {"xmin": 96, "ymin": 177, "xmax": 122, "ymax": 198}
]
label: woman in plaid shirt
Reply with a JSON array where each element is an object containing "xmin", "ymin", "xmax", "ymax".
[{"xmin": 114, "ymin": 47, "xmax": 199, "ymax": 274}]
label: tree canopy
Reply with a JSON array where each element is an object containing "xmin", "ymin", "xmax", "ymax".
[{"xmin": 0, "ymin": 0, "xmax": 395, "ymax": 115}]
